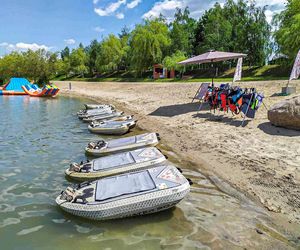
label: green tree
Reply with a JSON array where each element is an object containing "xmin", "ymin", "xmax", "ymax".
[
  {"xmin": 130, "ymin": 19, "xmax": 171, "ymax": 75},
  {"xmin": 169, "ymin": 7, "xmax": 196, "ymax": 56},
  {"xmin": 69, "ymin": 47, "xmax": 88, "ymax": 77},
  {"xmin": 194, "ymin": 0, "xmax": 270, "ymax": 66},
  {"xmin": 163, "ymin": 50, "xmax": 187, "ymax": 71},
  {"xmin": 273, "ymin": 0, "xmax": 300, "ymax": 61},
  {"xmin": 95, "ymin": 34, "xmax": 124, "ymax": 72},
  {"xmin": 86, "ymin": 39, "xmax": 101, "ymax": 75},
  {"xmin": 61, "ymin": 46, "xmax": 70, "ymax": 61}
]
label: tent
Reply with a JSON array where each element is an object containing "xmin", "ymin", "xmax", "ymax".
[{"xmin": 0, "ymin": 78, "xmax": 30, "ymax": 95}]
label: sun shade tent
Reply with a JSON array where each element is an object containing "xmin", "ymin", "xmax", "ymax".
[{"xmin": 178, "ymin": 51, "xmax": 247, "ymax": 102}]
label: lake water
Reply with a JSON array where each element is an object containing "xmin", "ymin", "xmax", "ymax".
[{"xmin": 0, "ymin": 95, "xmax": 299, "ymax": 250}]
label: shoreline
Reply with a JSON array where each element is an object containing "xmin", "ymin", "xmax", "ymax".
[{"xmin": 54, "ymin": 80, "xmax": 300, "ymax": 223}]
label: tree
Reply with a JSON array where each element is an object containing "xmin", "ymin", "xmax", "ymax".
[
  {"xmin": 169, "ymin": 7, "xmax": 196, "ymax": 56},
  {"xmin": 130, "ymin": 19, "xmax": 171, "ymax": 75},
  {"xmin": 61, "ymin": 46, "xmax": 70, "ymax": 61},
  {"xmin": 95, "ymin": 34, "xmax": 124, "ymax": 72},
  {"xmin": 273, "ymin": 0, "xmax": 300, "ymax": 61},
  {"xmin": 86, "ymin": 39, "xmax": 101, "ymax": 75},
  {"xmin": 163, "ymin": 50, "xmax": 187, "ymax": 72},
  {"xmin": 69, "ymin": 47, "xmax": 88, "ymax": 77},
  {"xmin": 194, "ymin": 0, "xmax": 270, "ymax": 66}
]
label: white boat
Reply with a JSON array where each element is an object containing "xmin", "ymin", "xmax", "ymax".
[
  {"xmin": 77, "ymin": 108, "xmax": 115, "ymax": 119},
  {"xmin": 82, "ymin": 112, "xmax": 123, "ymax": 123},
  {"xmin": 66, "ymin": 147, "xmax": 166, "ymax": 180},
  {"xmin": 84, "ymin": 104, "xmax": 115, "ymax": 110},
  {"xmin": 88, "ymin": 119, "xmax": 137, "ymax": 134},
  {"xmin": 85, "ymin": 132, "xmax": 160, "ymax": 156},
  {"xmin": 56, "ymin": 165, "xmax": 191, "ymax": 220}
]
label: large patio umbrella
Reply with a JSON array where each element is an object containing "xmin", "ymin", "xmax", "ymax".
[{"xmin": 178, "ymin": 50, "xmax": 247, "ymax": 84}]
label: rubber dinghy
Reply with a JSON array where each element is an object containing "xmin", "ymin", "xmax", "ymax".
[
  {"xmin": 56, "ymin": 165, "xmax": 190, "ymax": 220},
  {"xmin": 66, "ymin": 147, "xmax": 166, "ymax": 180},
  {"xmin": 85, "ymin": 132, "xmax": 160, "ymax": 156},
  {"xmin": 84, "ymin": 104, "xmax": 115, "ymax": 110},
  {"xmin": 82, "ymin": 111, "xmax": 123, "ymax": 123},
  {"xmin": 77, "ymin": 107, "xmax": 115, "ymax": 119},
  {"xmin": 88, "ymin": 119, "xmax": 137, "ymax": 135}
]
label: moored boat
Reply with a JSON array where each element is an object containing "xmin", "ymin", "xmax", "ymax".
[
  {"xmin": 88, "ymin": 118, "xmax": 137, "ymax": 134},
  {"xmin": 82, "ymin": 111, "xmax": 123, "ymax": 123},
  {"xmin": 87, "ymin": 122, "xmax": 130, "ymax": 135},
  {"xmin": 66, "ymin": 147, "xmax": 166, "ymax": 180},
  {"xmin": 85, "ymin": 104, "xmax": 115, "ymax": 110},
  {"xmin": 56, "ymin": 165, "xmax": 190, "ymax": 220},
  {"xmin": 77, "ymin": 108, "xmax": 115, "ymax": 119},
  {"xmin": 85, "ymin": 132, "xmax": 160, "ymax": 156}
]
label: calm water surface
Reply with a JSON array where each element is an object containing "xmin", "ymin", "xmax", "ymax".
[{"xmin": 0, "ymin": 96, "xmax": 299, "ymax": 250}]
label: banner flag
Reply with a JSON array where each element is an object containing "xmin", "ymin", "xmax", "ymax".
[
  {"xmin": 289, "ymin": 49, "xmax": 300, "ymax": 81},
  {"xmin": 233, "ymin": 57, "xmax": 243, "ymax": 82}
]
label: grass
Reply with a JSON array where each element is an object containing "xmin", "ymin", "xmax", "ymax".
[{"xmin": 53, "ymin": 64, "xmax": 290, "ymax": 83}]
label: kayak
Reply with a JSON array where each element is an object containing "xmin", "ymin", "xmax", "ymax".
[
  {"xmin": 85, "ymin": 132, "xmax": 160, "ymax": 156},
  {"xmin": 65, "ymin": 147, "xmax": 166, "ymax": 180},
  {"xmin": 56, "ymin": 164, "xmax": 191, "ymax": 220}
]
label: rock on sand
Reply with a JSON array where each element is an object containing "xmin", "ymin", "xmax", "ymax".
[{"xmin": 268, "ymin": 95, "xmax": 300, "ymax": 130}]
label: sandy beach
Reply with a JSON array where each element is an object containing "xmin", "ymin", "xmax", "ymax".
[{"xmin": 54, "ymin": 80, "xmax": 300, "ymax": 223}]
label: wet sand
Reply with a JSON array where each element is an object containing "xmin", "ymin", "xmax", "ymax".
[{"xmin": 54, "ymin": 80, "xmax": 300, "ymax": 224}]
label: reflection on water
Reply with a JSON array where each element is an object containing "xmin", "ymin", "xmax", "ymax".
[{"xmin": 0, "ymin": 96, "xmax": 299, "ymax": 250}]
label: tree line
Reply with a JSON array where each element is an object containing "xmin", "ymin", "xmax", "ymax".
[{"xmin": 0, "ymin": 0, "xmax": 299, "ymax": 83}]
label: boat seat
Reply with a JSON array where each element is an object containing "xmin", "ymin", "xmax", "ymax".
[
  {"xmin": 107, "ymin": 136, "xmax": 136, "ymax": 148},
  {"xmin": 95, "ymin": 171, "xmax": 156, "ymax": 201},
  {"xmin": 93, "ymin": 152, "xmax": 135, "ymax": 171}
]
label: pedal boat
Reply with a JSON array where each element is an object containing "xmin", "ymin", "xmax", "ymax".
[
  {"xmin": 66, "ymin": 147, "xmax": 166, "ymax": 180},
  {"xmin": 56, "ymin": 165, "xmax": 190, "ymax": 220},
  {"xmin": 85, "ymin": 132, "xmax": 160, "ymax": 156}
]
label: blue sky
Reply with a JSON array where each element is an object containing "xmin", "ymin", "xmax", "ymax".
[{"xmin": 0, "ymin": 0, "xmax": 286, "ymax": 56}]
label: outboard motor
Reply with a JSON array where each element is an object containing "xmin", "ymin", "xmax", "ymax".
[{"xmin": 69, "ymin": 162, "xmax": 81, "ymax": 172}]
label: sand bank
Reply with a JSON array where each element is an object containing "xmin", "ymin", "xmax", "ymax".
[{"xmin": 54, "ymin": 80, "xmax": 300, "ymax": 223}]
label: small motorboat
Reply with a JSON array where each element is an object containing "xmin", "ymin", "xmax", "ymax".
[
  {"xmin": 90, "ymin": 116, "xmax": 136, "ymax": 129},
  {"xmin": 84, "ymin": 104, "xmax": 115, "ymax": 110},
  {"xmin": 82, "ymin": 111, "xmax": 123, "ymax": 123},
  {"xmin": 56, "ymin": 164, "xmax": 191, "ymax": 220},
  {"xmin": 87, "ymin": 122, "xmax": 130, "ymax": 135},
  {"xmin": 77, "ymin": 108, "xmax": 115, "ymax": 119},
  {"xmin": 65, "ymin": 147, "xmax": 166, "ymax": 180},
  {"xmin": 85, "ymin": 132, "xmax": 160, "ymax": 156},
  {"xmin": 88, "ymin": 119, "xmax": 137, "ymax": 134}
]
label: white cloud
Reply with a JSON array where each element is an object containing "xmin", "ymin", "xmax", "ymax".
[
  {"xmin": 116, "ymin": 13, "xmax": 125, "ymax": 19},
  {"xmin": 127, "ymin": 0, "xmax": 142, "ymax": 9},
  {"xmin": 0, "ymin": 42, "xmax": 51, "ymax": 52},
  {"xmin": 93, "ymin": 0, "xmax": 100, "ymax": 4},
  {"xmin": 64, "ymin": 39, "xmax": 76, "ymax": 45},
  {"xmin": 94, "ymin": 0, "xmax": 126, "ymax": 16},
  {"xmin": 94, "ymin": 26, "xmax": 105, "ymax": 32},
  {"xmin": 143, "ymin": 0, "xmax": 286, "ymax": 23}
]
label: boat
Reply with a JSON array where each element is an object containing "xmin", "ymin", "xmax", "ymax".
[
  {"xmin": 85, "ymin": 132, "xmax": 160, "ymax": 156},
  {"xmin": 90, "ymin": 116, "xmax": 136, "ymax": 129},
  {"xmin": 77, "ymin": 108, "xmax": 115, "ymax": 119},
  {"xmin": 21, "ymin": 84, "xmax": 59, "ymax": 97},
  {"xmin": 66, "ymin": 147, "xmax": 166, "ymax": 180},
  {"xmin": 56, "ymin": 164, "xmax": 191, "ymax": 220},
  {"xmin": 84, "ymin": 104, "xmax": 115, "ymax": 110},
  {"xmin": 87, "ymin": 122, "xmax": 130, "ymax": 135},
  {"xmin": 88, "ymin": 118, "xmax": 137, "ymax": 135},
  {"xmin": 82, "ymin": 111, "xmax": 123, "ymax": 123}
]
